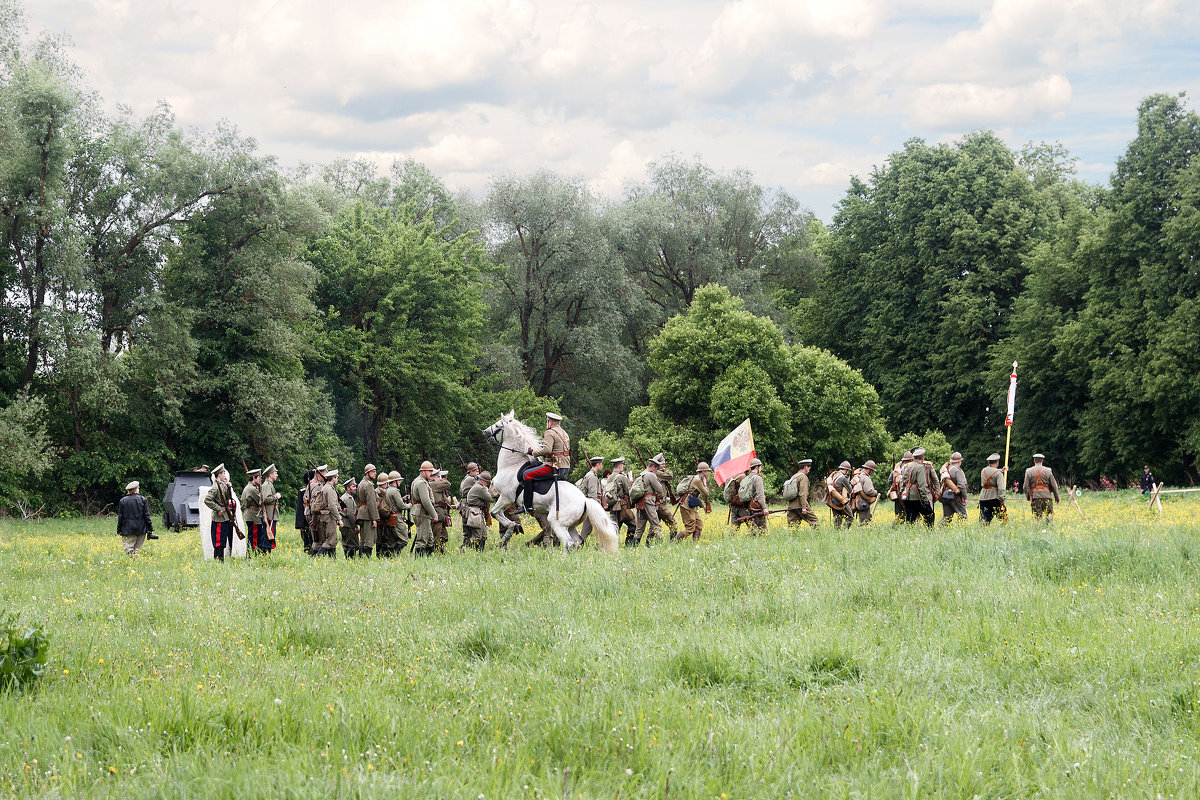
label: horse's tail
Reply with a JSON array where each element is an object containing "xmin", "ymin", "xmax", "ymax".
[{"xmin": 584, "ymin": 498, "xmax": 618, "ymax": 553}]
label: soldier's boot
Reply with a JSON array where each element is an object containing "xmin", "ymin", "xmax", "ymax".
[
  {"xmin": 342, "ymin": 546, "xmax": 355, "ymax": 559},
  {"xmin": 360, "ymin": 546, "xmax": 373, "ymax": 558}
]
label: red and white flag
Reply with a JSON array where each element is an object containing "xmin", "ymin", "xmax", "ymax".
[{"xmin": 1005, "ymin": 364, "xmax": 1017, "ymax": 426}]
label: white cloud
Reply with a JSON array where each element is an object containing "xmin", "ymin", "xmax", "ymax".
[{"xmin": 909, "ymin": 74, "xmax": 1073, "ymax": 128}]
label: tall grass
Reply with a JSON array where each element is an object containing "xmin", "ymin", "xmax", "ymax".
[{"xmin": 1, "ymin": 490, "xmax": 1198, "ymax": 797}]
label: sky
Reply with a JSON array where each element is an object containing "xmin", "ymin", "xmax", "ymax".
[{"xmin": 23, "ymin": 0, "xmax": 1200, "ymax": 220}]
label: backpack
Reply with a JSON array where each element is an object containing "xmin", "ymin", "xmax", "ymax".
[
  {"xmin": 675, "ymin": 474, "xmax": 694, "ymax": 495},
  {"xmin": 738, "ymin": 474, "xmax": 757, "ymax": 503},
  {"xmin": 825, "ymin": 472, "xmax": 848, "ymax": 510},
  {"xmin": 629, "ymin": 474, "xmax": 647, "ymax": 502},
  {"xmin": 781, "ymin": 476, "xmax": 799, "ymax": 501}
]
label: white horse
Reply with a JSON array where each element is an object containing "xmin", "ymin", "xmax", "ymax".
[{"xmin": 483, "ymin": 412, "xmax": 618, "ymax": 553}]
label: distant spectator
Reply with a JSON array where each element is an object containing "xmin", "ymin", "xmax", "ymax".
[
  {"xmin": 1140, "ymin": 465, "xmax": 1157, "ymax": 496},
  {"xmin": 117, "ymin": 481, "xmax": 153, "ymax": 557}
]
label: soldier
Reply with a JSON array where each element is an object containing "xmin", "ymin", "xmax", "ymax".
[
  {"xmin": 889, "ymin": 453, "xmax": 913, "ymax": 526},
  {"xmin": 300, "ymin": 464, "xmax": 327, "ymax": 554},
  {"xmin": 854, "ymin": 460, "xmax": 880, "ymax": 526},
  {"xmin": 903, "ymin": 448, "xmax": 936, "ymax": 527},
  {"xmin": 724, "ymin": 468, "xmax": 750, "ymax": 529},
  {"xmin": 204, "ymin": 464, "xmax": 237, "ymax": 561},
  {"xmin": 462, "ymin": 471, "xmax": 494, "ymax": 550},
  {"xmin": 354, "ymin": 464, "xmax": 379, "ymax": 559},
  {"xmin": 386, "ymin": 471, "xmax": 411, "ymax": 554},
  {"xmin": 741, "ymin": 458, "xmax": 768, "ymax": 533},
  {"xmin": 524, "ymin": 411, "xmax": 570, "ymax": 508},
  {"xmin": 979, "ymin": 453, "xmax": 1006, "ymax": 524},
  {"xmin": 117, "ymin": 480, "xmax": 153, "ymax": 557},
  {"xmin": 431, "ymin": 469, "xmax": 454, "ymax": 554},
  {"xmin": 460, "ymin": 462, "xmax": 481, "ymax": 498},
  {"xmin": 575, "ymin": 456, "xmax": 605, "ymax": 546},
  {"xmin": 607, "ymin": 457, "xmax": 637, "ymax": 546},
  {"xmin": 240, "ymin": 468, "xmax": 266, "ymax": 554},
  {"xmin": 1024, "ymin": 453, "xmax": 1060, "ymax": 521},
  {"xmin": 675, "ymin": 462, "xmax": 712, "ymax": 542},
  {"xmin": 653, "ymin": 453, "xmax": 683, "ymax": 540},
  {"xmin": 411, "ymin": 461, "xmax": 438, "ymax": 556},
  {"xmin": 786, "ymin": 459, "xmax": 819, "ymax": 528},
  {"xmin": 828, "ymin": 461, "xmax": 853, "ymax": 529},
  {"xmin": 311, "ymin": 469, "xmax": 341, "ymax": 556},
  {"xmin": 340, "ymin": 477, "xmax": 358, "ymax": 547},
  {"xmin": 261, "ymin": 464, "xmax": 280, "ymax": 551},
  {"xmin": 940, "ymin": 452, "xmax": 968, "ymax": 525},
  {"xmin": 375, "ymin": 470, "xmax": 395, "ymax": 557},
  {"xmin": 632, "ymin": 454, "xmax": 666, "ymax": 546}
]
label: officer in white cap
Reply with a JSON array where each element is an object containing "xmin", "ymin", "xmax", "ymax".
[
  {"xmin": 979, "ymin": 453, "xmax": 1006, "ymax": 524},
  {"xmin": 1024, "ymin": 453, "xmax": 1060, "ymax": 521}
]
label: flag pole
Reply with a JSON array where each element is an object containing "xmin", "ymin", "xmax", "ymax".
[{"xmin": 1003, "ymin": 361, "xmax": 1017, "ymax": 477}]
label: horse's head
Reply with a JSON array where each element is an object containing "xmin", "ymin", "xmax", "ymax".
[{"xmin": 483, "ymin": 411, "xmax": 515, "ymax": 445}]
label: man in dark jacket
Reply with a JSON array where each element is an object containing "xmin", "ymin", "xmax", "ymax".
[
  {"xmin": 1140, "ymin": 466, "xmax": 1157, "ymax": 497},
  {"xmin": 117, "ymin": 480, "xmax": 154, "ymax": 557}
]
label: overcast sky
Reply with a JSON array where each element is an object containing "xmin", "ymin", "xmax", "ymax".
[{"xmin": 24, "ymin": 0, "xmax": 1200, "ymax": 219}]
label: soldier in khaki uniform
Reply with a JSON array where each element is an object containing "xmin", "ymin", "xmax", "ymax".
[
  {"xmin": 462, "ymin": 471, "xmax": 494, "ymax": 550},
  {"xmin": 575, "ymin": 456, "xmax": 605, "ymax": 545},
  {"xmin": 460, "ymin": 462, "xmax": 480, "ymax": 498},
  {"xmin": 431, "ymin": 469, "xmax": 454, "ymax": 554},
  {"xmin": 786, "ymin": 459, "xmax": 819, "ymax": 527},
  {"xmin": 260, "ymin": 464, "xmax": 280, "ymax": 551},
  {"xmin": 1024, "ymin": 454, "xmax": 1060, "ymax": 521},
  {"xmin": 310, "ymin": 469, "xmax": 341, "ymax": 556},
  {"xmin": 386, "ymin": 471, "xmax": 410, "ymax": 554},
  {"xmin": 375, "ymin": 471, "xmax": 396, "ymax": 557},
  {"xmin": 607, "ymin": 457, "xmax": 637, "ymax": 545},
  {"xmin": 340, "ymin": 478, "xmax": 358, "ymax": 546},
  {"xmin": 903, "ymin": 447, "xmax": 936, "ymax": 527},
  {"xmin": 240, "ymin": 468, "xmax": 266, "ymax": 553},
  {"xmin": 854, "ymin": 460, "xmax": 880, "ymax": 526},
  {"xmin": 742, "ymin": 458, "xmax": 768, "ymax": 533},
  {"xmin": 653, "ymin": 454, "xmax": 682, "ymax": 539},
  {"xmin": 940, "ymin": 452, "xmax": 968, "ymax": 525},
  {"xmin": 301, "ymin": 464, "xmax": 327, "ymax": 554},
  {"xmin": 828, "ymin": 461, "xmax": 853, "ymax": 529},
  {"xmin": 675, "ymin": 462, "xmax": 712, "ymax": 541},
  {"xmin": 351, "ymin": 464, "xmax": 378, "ymax": 559},
  {"xmin": 889, "ymin": 452, "xmax": 912, "ymax": 526},
  {"xmin": 979, "ymin": 453, "xmax": 1006, "ymax": 524},
  {"xmin": 524, "ymin": 412, "xmax": 570, "ymax": 540},
  {"xmin": 411, "ymin": 461, "xmax": 438, "ymax": 556},
  {"xmin": 632, "ymin": 455, "xmax": 666, "ymax": 546},
  {"xmin": 204, "ymin": 464, "xmax": 237, "ymax": 561}
]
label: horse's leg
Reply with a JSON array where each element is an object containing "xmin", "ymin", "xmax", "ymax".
[{"xmin": 547, "ymin": 516, "xmax": 575, "ymax": 549}]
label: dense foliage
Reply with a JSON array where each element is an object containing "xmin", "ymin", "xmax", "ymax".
[{"xmin": 2, "ymin": 8, "xmax": 1198, "ymax": 513}]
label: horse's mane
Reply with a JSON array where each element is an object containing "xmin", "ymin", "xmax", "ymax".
[{"xmin": 505, "ymin": 415, "xmax": 540, "ymax": 449}]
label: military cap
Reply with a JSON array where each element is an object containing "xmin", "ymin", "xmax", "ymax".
[
  {"xmin": 838, "ymin": 460, "xmax": 851, "ymax": 471},
  {"xmin": 987, "ymin": 453, "xmax": 1001, "ymax": 462},
  {"xmin": 125, "ymin": 480, "xmax": 140, "ymax": 492},
  {"xmin": 326, "ymin": 468, "xmax": 339, "ymax": 479},
  {"xmin": 263, "ymin": 463, "xmax": 276, "ymax": 475},
  {"xmin": 419, "ymin": 461, "xmax": 435, "ymax": 471},
  {"xmin": 949, "ymin": 452, "xmax": 962, "ymax": 463},
  {"xmin": 797, "ymin": 458, "xmax": 812, "ymax": 466},
  {"xmin": 212, "ymin": 462, "xmax": 227, "ymax": 476},
  {"xmin": 589, "ymin": 456, "xmax": 603, "ymax": 464},
  {"xmin": 364, "ymin": 463, "xmax": 376, "ymax": 473},
  {"xmin": 901, "ymin": 452, "xmax": 914, "ymax": 462},
  {"xmin": 611, "ymin": 457, "xmax": 626, "ymax": 464},
  {"xmin": 246, "ymin": 468, "xmax": 261, "ymax": 477},
  {"xmin": 749, "ymin": 457, "xmax": 762, "ymax": 468},
  {"xmin": 1032, "ymin": 453, "xmax": 1045, "ymax": 460},
  {"xmin": 466, "ymin": 461, "xmax": 479, "ymax": 471},
  {"xmin": 389, "ymin": 470, "xmax": 402, "ymax": 481},
  {"xmin": 315, "ymin": 463, "xmax": 328, "ymax": 473},
  {"xmin": 649, "ymin": 454, "xmax": 665, "ymax": 466},
  {"xmin": 546, "ymin": 412, "xmax": 563, "ymax": 421},
  {"xmin": 654, "ymin": 452, "xmax": 666, "ymax": 463},
  {"xmin": 862, "ymin": 460, "xmax": 877, "ymax": 471},
  {"xmin": 696, "ymin": 461, "xmax": 712, "ymax": 472},
  {"xmin": 479, "ymin": 471, "xmax": 493, "ymax": 482},
  {"xmin": 911, "ymin": 447, "xmax": 926, "ymax": 458},
  {"xmin": 438, "ymin": 469, "xmax": 449, "ymax": 477}
]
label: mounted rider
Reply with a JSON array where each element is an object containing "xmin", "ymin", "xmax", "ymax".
[{"xmin": 521, "ymin": 411, "xmax": 571, "ymax": 513}]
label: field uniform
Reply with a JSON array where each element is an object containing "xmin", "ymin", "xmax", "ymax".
[
  {"xmin": 310, "ymin": 475, "xmax": 340, "ymax": 556},
  {"xmin": 676, "ymin": 470, "xmax": 711, "ymax": 541},
  {"xmin": 903, "ymin": 452, "xmax": 936, "ymax": 527},
  {"xmin": 340, "ymin": 487, "xmax": 358, "ymax": 546},
  {"xmin": 979, "ymin": 457, "xmax": 1006, "ymax": 524},
  {"xmin": 240, "ymin": 476, "xmax": 266, "ymax": 552},
  {"xmin": 940, "ymin": 457, "xmax": 968, "ymax": 524},
  {"xmin": 576, "ymin": 465, "xmax": 604, "ymax": 545},
  {"xmin": 204, "ymin": 471, "xmax": 236, "ymax": 561},
  {"xmin": 633, "ymin": 466, "xmax": 665, "ymax": 546},
  {"xmin": 462, "ymin": 481, "xmax": 493, "ymax": 550},
  {"xmin": 411, "ymin": 466, "xmax": 438, "ymax": 555},
  {"xmin": 260, "ymin": 468, "xmax": 280, "ymax": 549},
  {"xmin": 431, "ymin": 474, "xmax": 453, "ymax": 553},
  {"xmin": 608, "ymin": 464, "xmax": 637, "ymax": 545},
  {"xmin": 854, "ymin": 464, "xmax": 879, "ymax": 526},
  {"xmin": 354, "ymin": 469, "xmax": 380, "ymax": 559},
  {"xmin": 385, "ymin": 474, "xmax": 410, "ymax": 555},
  {"xmin": 786, "ymin": 466, "xmax": 819, "ymax": 527},
  {"xmin": 1024, "ymin": 458, "xmax": 1060, "ymax": 521},
  {"xmin": 829, "ymin": 465, "xmax": 853, "ymax": 529},
  {"xmin": 742, "ymin": 470, "xmax": 767, "ymax": 533},
  {"xmin": 655, "ymin": 463, "xmax": 681, "ymax": 538}
]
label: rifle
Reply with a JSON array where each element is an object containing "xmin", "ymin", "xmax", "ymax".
[
  {"xmin": 635, "ymin": 443, "xmax": 679, "ymax": 505},
  {"xmin": 456, "ymin": 449, "xmax": 469, "ymax": 472},
  {"xmin": 735, "ymin": 508, "xmax": 791, "ymax": 522},
  {"xmin": 788, "ymin": 449, "xmax": 799, "ymax": 475}
]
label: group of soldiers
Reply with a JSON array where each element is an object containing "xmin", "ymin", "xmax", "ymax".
[{"xmin": 193, "ymin": 410, "xmax": 1066, "ymax": 560}]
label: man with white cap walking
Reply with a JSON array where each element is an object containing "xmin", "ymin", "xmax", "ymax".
[
  {"xmin": 1024, "ymin": 454, "xmax": 1060, "ymax": 521},
  {"xmin": 575, "ymin": 455, "xmax": 605, "ymax": 545},
  {"xmin": 117, "ymin": 480, "xmax": 153, "ymax": 557},
  {"xmin": 940, "ymin": 452, "xmax": 968, "ymax": 525},
  {"xmin": 786, "ymin": 458, "xmax": 818, "ymax": 528},
  {"xmin": 979, "ymin": 453, "xmax": 1006, "ymax": 524}
]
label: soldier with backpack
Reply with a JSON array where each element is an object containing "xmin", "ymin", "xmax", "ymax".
[
  {"xmin": 738, "ymin": 458, "xmax": 768, "ymax": 533},
  {"xmin": 903, "ymin": 447, "xmax": 936, "ymax": 527},
  {"xmin": 724, "ymin": 469, "xmax": 750, "ymax": 529},
  {"xmin": 575, "ymin": 455, "xmax": 605, "ymax": 545},
  {"xmin": 1024, "ymin": 454, "xmax": 1060, "ymax": 521},
  {"xmin": 939, "ymin": 452, "xmax": 968, "ymax": 525},
  {"xmin": 653, "ymin": 454, "xmax": 682, "ymax": 540},
  {"xmin": 854, "ymin": 461, "xmax": 880, "ymax": 525},
  {"xmin": 784, "ymin": 458, "xmax": 819, "ymax": 528},
  {"xmin": 674, "ymin": 462, "xmax": 712, "ymax": 542},
  {"xmin": 888, "ymin": 452, "xmax": 912, "ymax": 526},
  {"xmin": 826, "ymin": 461, "xmax": 854, "ymax": 529},
  {"xmin": 607, "ymin": 457, "xmax": 637, "ymax": 546},
  {"xmin": 631, "ymin": 455, "xmax": 667, "ymax": 546}
]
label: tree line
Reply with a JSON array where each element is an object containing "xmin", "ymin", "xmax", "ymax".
[{"xmin": 2, "ymin": 14, "xmax": 1197, "ymax": 513}]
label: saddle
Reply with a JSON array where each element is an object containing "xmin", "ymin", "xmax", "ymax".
[{"xmin": 518, "ymin": 460, "xmax": 558, "ymax": 496}]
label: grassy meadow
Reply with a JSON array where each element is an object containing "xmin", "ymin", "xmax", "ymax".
[{"xmin": 2, "ymin": 491, "xmax": 1199, "ymax": 798}]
